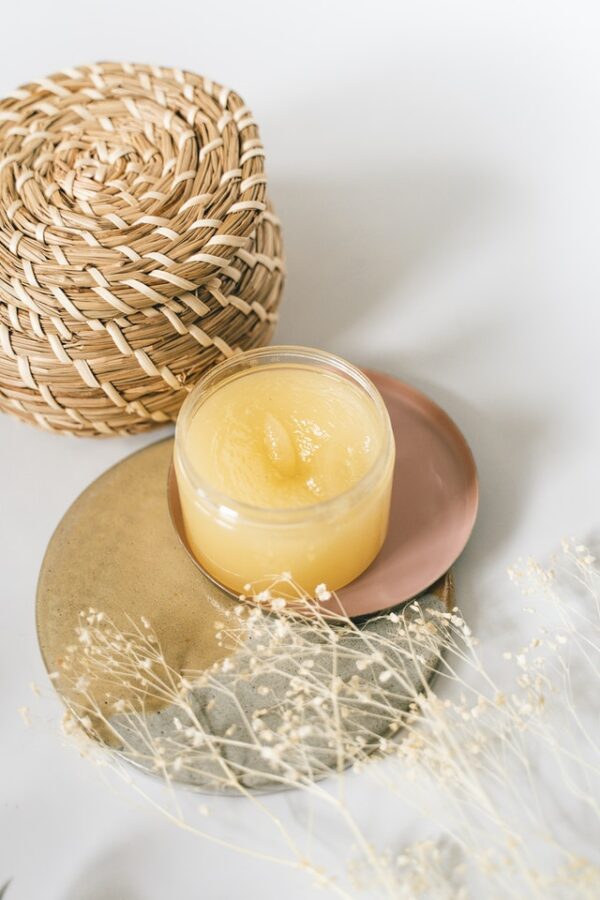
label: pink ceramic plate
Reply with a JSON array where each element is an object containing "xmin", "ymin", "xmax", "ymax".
[
  {"xmin": 336, "ymin": 371, "xmax": 478, "ymax": 616},
  {"xmin": 169, "ymin": 370, "xmax": 478, "ymax": 618}
]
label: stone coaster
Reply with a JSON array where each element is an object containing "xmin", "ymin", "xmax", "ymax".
[
  {"xmin": 37, "ymin": 438, "xmax": 454, "ymax": 793},
  {"xmin": 110, "ymin": 590, "xmax": 451, "ymax": 792}
]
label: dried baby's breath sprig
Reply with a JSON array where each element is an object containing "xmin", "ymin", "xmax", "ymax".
[{"xmin": 52, "ymin": 551, "xmax": 600, "ymax": 899}]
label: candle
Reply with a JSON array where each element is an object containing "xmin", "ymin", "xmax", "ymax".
[{"xmin": 174, "ymin": 347, "xmax": 395, "ymax": 595}]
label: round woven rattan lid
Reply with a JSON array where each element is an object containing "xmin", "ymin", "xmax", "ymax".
[{"xmin": 0, "ymin": 63, "xmax": 284, "ymax": 435}]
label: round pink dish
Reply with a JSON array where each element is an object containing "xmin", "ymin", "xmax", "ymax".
[
  {"xmin": 336, "ymin": 371, "xmax": 478, "ymax": 616},
  {"xmin": 169, "ymin": 369, "xmax": 478, "ymax": 618}
]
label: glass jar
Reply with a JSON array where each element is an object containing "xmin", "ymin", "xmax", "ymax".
[{"xmin": 174, "ymin": 346, "xmax": 395, "ymax": 596}]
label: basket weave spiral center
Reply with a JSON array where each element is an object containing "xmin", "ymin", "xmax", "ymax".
[{"xmin": 0, "ymin": 62, "xmax": 284, "ymax": 435}]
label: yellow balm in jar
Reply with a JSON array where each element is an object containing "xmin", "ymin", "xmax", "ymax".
[{"xmin": 174, "ymin": 347, "xmax": 395, "ymax": 595}]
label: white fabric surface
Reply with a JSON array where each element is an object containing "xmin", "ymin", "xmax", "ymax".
[{"xmin": 1, "ymin": 2, "xmax": 599, "ymax": 896}]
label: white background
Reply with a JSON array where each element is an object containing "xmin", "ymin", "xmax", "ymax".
[{"xmin": 1, "ymin": 1, "xmax": 600, "ymax": 897}]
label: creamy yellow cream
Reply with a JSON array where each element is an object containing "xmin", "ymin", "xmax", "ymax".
[
  {"xmin": 183, "ymin": 368, "xmax": 382, "ymax": 509},
  {"xmin": 175, "ymin": 356, "xmax": 395, "ymax": 595}
]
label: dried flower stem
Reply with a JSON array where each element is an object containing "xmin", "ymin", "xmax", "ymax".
[{"xmin": 50, "ymin": 544, "xmax": 600, "ymax": 898}]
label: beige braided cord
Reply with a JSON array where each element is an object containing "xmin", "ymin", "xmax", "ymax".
[{"xmin": 0, "ymin": 62, "xmax": 284, "ymax": 435}]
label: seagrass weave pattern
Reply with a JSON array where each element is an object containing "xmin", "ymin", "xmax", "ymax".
[{"xmin": 0, "ymin": 62, "xmax": 284, "ymax": 435}]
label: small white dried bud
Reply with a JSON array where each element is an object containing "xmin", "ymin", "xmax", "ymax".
[
  {"xmin": 191, "ymin": 731, "xmax": 205, "ymax": 748},
  {"xmin": 270, "ymin": 597, "xmax": 287, "ymax": 610}
]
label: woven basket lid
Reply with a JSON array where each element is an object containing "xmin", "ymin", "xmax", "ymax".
[{"xmin": 0, "ymin": 63, "xmax": 284, "ymax": 436}]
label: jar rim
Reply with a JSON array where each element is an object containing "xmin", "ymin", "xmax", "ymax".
[{"xmin": 174, "ymin": 345, "xmax": 395, "ymax": 525}]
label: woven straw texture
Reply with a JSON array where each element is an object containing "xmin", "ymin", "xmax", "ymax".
[{"xmin": 0, "ymin": 62, "xmax": 284, "ymax": 436}]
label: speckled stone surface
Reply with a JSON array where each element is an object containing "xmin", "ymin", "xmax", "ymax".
[{"xmin": 109, "ymin": 591, "xmax": 448, "ymax": 792}]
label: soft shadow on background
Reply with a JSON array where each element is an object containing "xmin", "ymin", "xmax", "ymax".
[
  {"xmin": 271, "ymin": 166, "xmax": 547, "ymax": 629},
  {"xmin": 63, "ymin": 839, "xmax": 145, "ymax": 900},
  {"xmin": 273, "ymin": 165, "xmax": 499, "ymax": 344}
]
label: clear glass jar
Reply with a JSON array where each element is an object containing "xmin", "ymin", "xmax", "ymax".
[{"xmin": 174, "ymin": 346, "xmax": 395, "ymax": 595}]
